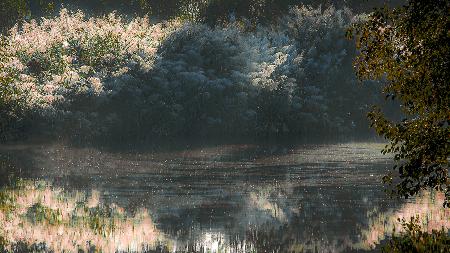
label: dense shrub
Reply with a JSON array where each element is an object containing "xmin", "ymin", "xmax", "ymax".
[
  {"xmin": 134, "ymin": 5, "xmax": 382, "ymax": 138},
  {"xmin": 0, "ymin": 6, "xmax": 382, "ymax": 142},
  {"xmin": 0, "ymin": 9, "xmax": 173, "ymax": 140}
]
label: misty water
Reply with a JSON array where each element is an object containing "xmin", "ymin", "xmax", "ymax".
[{"xmin": 0, "ymin": 142, "xmax": 448, "ymax": 252}]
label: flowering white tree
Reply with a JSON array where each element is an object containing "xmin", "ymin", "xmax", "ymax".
[{"xmin": 0, "ymin": 6, "xmax": 380, "ymax": 141}]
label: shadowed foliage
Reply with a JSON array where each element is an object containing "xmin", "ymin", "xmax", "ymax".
[
  {"xmin": 1, "ymin": 6, "xmax": 385, "ymax": 143},
  {"xmin": 348, "ymin": 0, "xmax": 449, "ymax": 207}
]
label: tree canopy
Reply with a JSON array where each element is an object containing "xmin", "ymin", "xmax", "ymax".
[
  {"xmin": 349, "ymin": 0, "xmax": 449, "ymax": 206},
  {"xmin": 1, "ymin": 0, "xmax": 405, "ymax": 33}
]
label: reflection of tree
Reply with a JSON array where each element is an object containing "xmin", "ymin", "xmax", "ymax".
[
  {"xmin": 0, "ymin": 181, "xmax": 163, "ymax": 252},
  {"xmin": 1, "ymin": 143, "xmax": 447, "ymax": 252},
  {"xmin": 237, "ymin": 188, "xmax": 449, "ymax": 252},
  {"xmin": 237, "ymin": 184, "xmax": 358, "ymax": 252},
  {"xmin": 359, "ymin": 191, "xmax": 450, "ymax": 249}
]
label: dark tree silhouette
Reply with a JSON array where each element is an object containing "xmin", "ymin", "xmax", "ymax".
[{"xmin": 349, "ymin": 0, "xmax": 449, "ymax": 206}]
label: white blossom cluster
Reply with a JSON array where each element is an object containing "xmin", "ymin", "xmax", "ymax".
[
  {"xmin": 1, "ymin": 9, "xmax": 171, "ymax": 113},
  {"xmin": 0, "ymin": 6, "xmax": 379, "ymax": 140}
]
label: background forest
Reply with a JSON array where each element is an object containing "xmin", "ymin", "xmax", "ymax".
[
  {"xmin": 0, "ymin": 0, "xmax": 403, "ymax": 143},
  {"xmin": 1, "ymin": 1, "xmax": 405, "ymax": 30}
]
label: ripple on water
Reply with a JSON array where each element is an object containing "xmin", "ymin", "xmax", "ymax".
[{"xmin": 0, "ymin": 142, "xmax": 448, "ymax": 252}]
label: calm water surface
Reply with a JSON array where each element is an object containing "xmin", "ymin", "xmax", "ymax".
[{"xmin": 0, "ymin": 142, "xmax": 448, "ymax": 252}]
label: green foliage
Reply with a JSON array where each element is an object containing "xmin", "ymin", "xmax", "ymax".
[
  {"xmin": 0, "ymin": 0, "xmax": 59, "ymax": 33},
  {"xmin": 77, "ymin": 33, "xmax": 123, "ymax": 70},
  {"xmin": 0, "ymin": 179, "xmax": 160, "ymax": 252},
  {"xmin": 27, "ymin": 203, "xmax": 63, "ymax": 225},
  {"xmin": 0, "ymin": 235, "xmax": 7, "ymax": 253},
  {"xmin": 0, "ymin": 37, "xmax": 29, "ymax": 141},
  {"xmin": 63, "ymin": 0, "xmax": 151, "ymax": 16},
  {"xmin": 0, "ymin": 190, "xmax": 15, "ymax": 215},
  {"xmin": 1, "ymin": 0, "xmax": 406, "ymax": 29},
  {"xmin": 0, "ymin": 0, "xmax": 28, "ymax": 33},
  {"xmin": 195, "ymin": 0, "xmax": 293, "ymax": 24},
  {"xmin": 84, "ymin": 205, "xmax": 124, "ymax": 235},
  {"xmin": 0, "ymin": 178, "xmax": 28, "ymax": 216},
  {"xmin": 147, "ymin": 0, "xmax": 405, "ymax": 24},
  {"xmin": 348, "ymin": 0, "xmax": 450, "ymax": 206},
  {"xmin": 383, "ymin": 216, "xmax": 450, "ymax": 253}
]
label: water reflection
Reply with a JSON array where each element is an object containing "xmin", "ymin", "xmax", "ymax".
[
  {"xmin": 360, "ymin": 191, "xmax": 450, "ymax": 249},
  {"xmin": 0, "ymin": 142, "xmax": 448, "ymax": 252},
  {"xmin": 0, "ymin": 181, "xmax": 163, "ymax": 252},
  {"xmin": 1, "ymin": 181, "xmax": 448, "ymax": 252}
]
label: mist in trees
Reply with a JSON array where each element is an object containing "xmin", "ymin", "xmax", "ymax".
[{"xmin": 1, "ymin": 5, "xmax": 391, "ymax": 143}]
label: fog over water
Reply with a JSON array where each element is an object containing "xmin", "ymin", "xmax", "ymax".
[{"xmin": 0, "ymin": 142, "xmax": 448, "ymax": 252}]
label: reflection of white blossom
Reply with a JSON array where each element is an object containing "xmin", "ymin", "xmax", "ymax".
[
  {"xmin": 0, "ymin": 181, "xmax": 163, "ymax": 253},
  {"xmin": 248, "ymin": 191, "xmax": 287, "ymax": 223},
  {"xmin": 360, "ymin": 191, "xmax": 450, "ymax": 249}
]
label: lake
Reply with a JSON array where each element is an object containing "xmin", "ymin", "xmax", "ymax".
[{"xmin": 0, "ymin": 142, "xmax": 448, "ymax": 252}]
